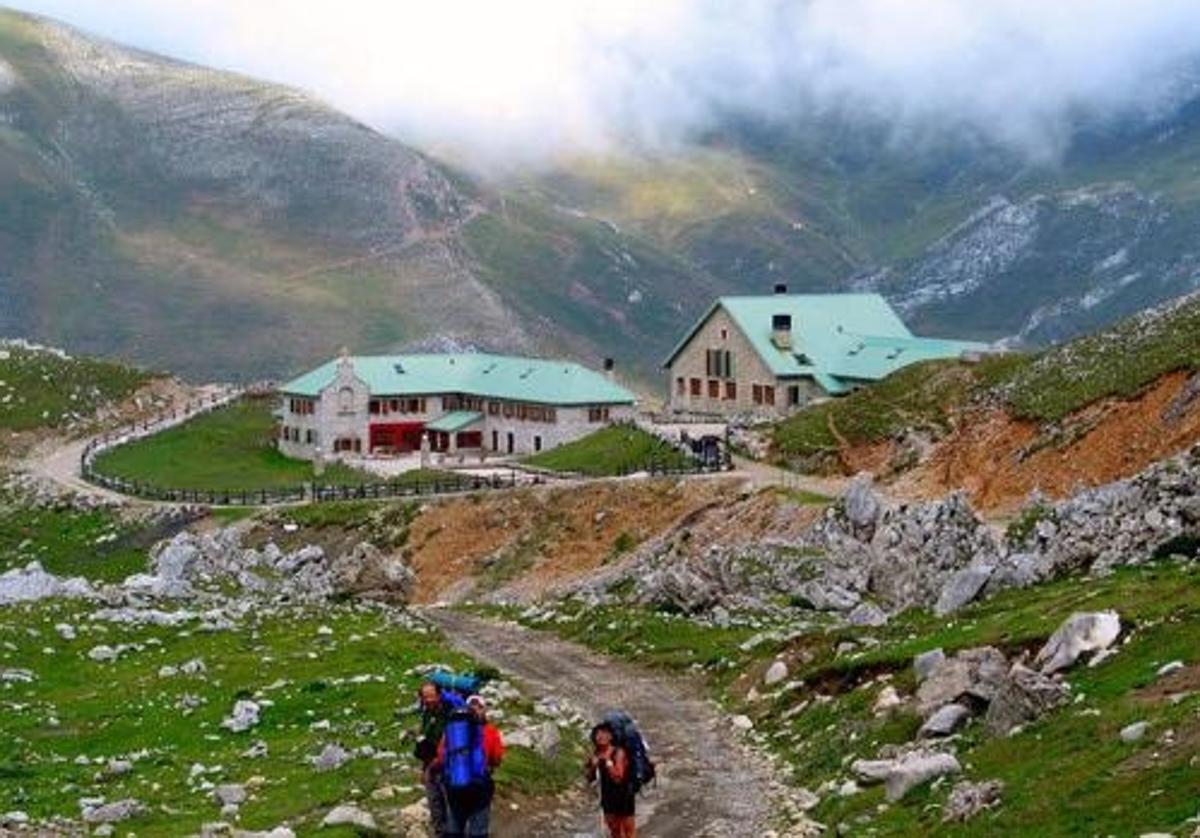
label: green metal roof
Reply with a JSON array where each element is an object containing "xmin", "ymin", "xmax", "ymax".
[
  {"xmin": 665, "ymin": 294, "xmax": 989, "ymax": 393},
  {"xmin": 425, "ymin": 410, "xmax": 484, "ymax": 433},
  {"xmin": 280, "ymin": 352, "xmax": 636, "ymax": 406}
]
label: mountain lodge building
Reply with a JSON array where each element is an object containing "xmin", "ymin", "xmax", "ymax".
[{"xmin": 664, "ymin": 287, "xmax": 988, "ymax": 417}]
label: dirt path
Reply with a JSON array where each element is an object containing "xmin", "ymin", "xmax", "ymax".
[
  {"xmin": 730, "ymin": 453, "xmax": 848, "ymax": 497},
  {"xmin": 423, "ymin": 609, "xmax": 780, "ymax": 838}
]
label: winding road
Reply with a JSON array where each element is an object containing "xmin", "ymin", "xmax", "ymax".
[{"xmin": 423, "ymin": 610, "xmax": 780, "ymax": 838}]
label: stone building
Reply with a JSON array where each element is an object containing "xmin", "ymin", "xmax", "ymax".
[
  {"xmin": 278, "ymin": 351, "xmax": 636, "ymax": 461},
  {"xmin": 664, "ymin": 287, "xmax": 988, "ymax": 417}
]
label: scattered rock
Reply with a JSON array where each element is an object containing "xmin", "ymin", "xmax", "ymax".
[
  {"xmin": 916, "ymin": 646, "xmax": 1008, "ymax": 716},
  {"xmin": 918, "ymin": 703, "xmax": 971, "ymax": 738},
  {"xmin": 935, "ymin": 565, "xmax": 995, "ymax": 615},
  {"xmin": 984, "ymin": 664, "xmax": 1070, "ymax": 736},
  {"xmin": 764, "ymin": 660, "xmax": 789, "ymax": 686},
  {"xmin": 914, "ymin": 649, "xmax": 946, "ymax": 683},
  {"xmin": 1157, "ymin": 660, "xmax": 1185, "ymax": 678},
  {"xmin": 0, "ymin": 562, "xmax": 94, "ymax": 606},
  {"xmin": 873, "ymin": 686, "xmax": 903, "ymax": 716},
  {"xmin": 730, "ymin": 715, "xmax": 754, "ymax": 732},
  {"xmin": 321, "ymin": 804, "xmax": 377, "ymax": 831},
  {"xmin": 311, "ymin": 743, "xmax": 352, "ymax": 772},
  {"xmin": 82, "ymin": 799, "xmax": 145, "ymax": 824},
  {"xmin": 1035, "ymin": 612, "xmax": 1121, "ymax": 674},
  {"xmin": 943, "ymin": 779, "xmax": 1004, "ymax": 822},
  {"xmin": 1120, "ymin": 721, "xmax": 1148, "ymax": 743},
  {"xmin": 213, "ymin": 784, "xmax": 248, "ymax": 806},
  {"xmin": 884, "ymin": 752, "xmax": 962, "ymax": 802},
  {"xmin": 222, "ymin": 700, "xmax": 261, "ymax": 733}
]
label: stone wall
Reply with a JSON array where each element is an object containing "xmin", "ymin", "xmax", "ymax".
[{"xmin": 666, "ymin": 304, "xmax": 822, "ymax": 417}]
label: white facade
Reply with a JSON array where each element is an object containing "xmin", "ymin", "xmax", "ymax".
[{"xmin": 278, "ymin": 355, "xmax": 635, "ymax": 462}]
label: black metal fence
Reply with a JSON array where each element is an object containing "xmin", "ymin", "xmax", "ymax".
[
  {"xmin": 80, "ymin": 394, "xmax": 733, "ymax": 507},
  {"xmin": 81, "ymin": 467, "xmax": 544, "ymax": 507}
]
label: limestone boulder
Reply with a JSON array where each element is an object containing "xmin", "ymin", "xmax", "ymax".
[{"xmin": 1035, "ymin": 611, "xmax": 1121, "ymax": 674}]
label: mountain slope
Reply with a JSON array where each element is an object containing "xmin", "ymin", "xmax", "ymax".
[
  {"xmin": 0, "ymin": 9, "xmax": 717, "ymax": 383},
  {"xmin": 515, "ymin": 105, "xmax": 1200, "ymax": 349}
]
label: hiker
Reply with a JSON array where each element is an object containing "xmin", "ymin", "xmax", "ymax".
[
  {"xmin": 586, "ymin": 721, "xmax": 637, "ymax": 838},
  {"xmin": 432, "ymin": 694, "xmax": 505, "ymax": 838},
  {"xmin": 414, "ymin": 681, "xmax": 456, "ymax": 837}
]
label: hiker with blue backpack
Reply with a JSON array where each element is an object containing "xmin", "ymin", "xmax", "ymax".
[
  {"xmin": 430, "ymin": 693, "xmax": 505, "ymax": 838},
  {"xmin": 586, "ymin": 711, "xmax": 655, "ymax": 838}
]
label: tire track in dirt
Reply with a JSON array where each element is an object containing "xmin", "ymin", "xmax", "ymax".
[{"xmin": 423, "ymin": 609, "xmax": 777, "ymax": 838}]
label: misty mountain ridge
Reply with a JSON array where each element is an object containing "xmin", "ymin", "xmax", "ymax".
[{"xmin": 5, "ymin": 7, "xmax": 1200, "ymax": 384}]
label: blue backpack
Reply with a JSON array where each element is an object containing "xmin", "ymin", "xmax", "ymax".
[
  {"xmin": 603, "ymin": 710, "xmax": 656, "ymax": 793},
  {"xmin": 444, "ymin": 707, "xmax": 489, "ymax": 791}
]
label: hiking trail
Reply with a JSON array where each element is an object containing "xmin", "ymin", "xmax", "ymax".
[{"xmin": 423, "ymin": 609, "xmax": 782, "ymax": 838}]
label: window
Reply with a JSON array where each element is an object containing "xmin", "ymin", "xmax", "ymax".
[
  {"xmin": 725, "ymin": 381, "xmax": 737, "ymax": 401},
  {"xmin": 588, "ymin": 406, "xmax": 610, "ymax": 422},
  {"xmin": 706, "ymin": 349, "xmax": 733, "ymax": 379},
  {"xmin": 369, "ymin": 399, "xmax": 381, "ymax": 415},
  {"xmin": 708, "ymin": 379, "xmax": 720, "ymax": 399},
  {"xmin": 534, "ymin": 435, "xmax": 542, "ymax": 452},
  {"xmin": 720, "ymin": 328, "xmax": 728, "ymax": 340},
  {"xmin": 788, "ymin": 385, "xmax": 801, "ymax": 406},
  {"xmin": 503, "ymin": 402, "xmax": 514, "ymax": 418},
  {"xmin": 337, "ymin": 387, "xmax": 355, "ymax": 413},
  {"xmin": 752, "ymin": 384, "xmax": 763, "ymax": 405},
  {"xmin": 676, "ymin": 377, "xmax": 685, "ymax": 395},
  {"xmin": 763, "ymin": 385, "xmax": 776, "ymax": 406},
  {"xmin": 690, "ymin": 378, "xmax": 702, "ymax": 397},
  {"xmin": 488, "ymin": 400, "xmax": 500, "ymax": 416},
  {"xmin": 305, "ymin": 429, "xmax": 317, "ymax": 445}
]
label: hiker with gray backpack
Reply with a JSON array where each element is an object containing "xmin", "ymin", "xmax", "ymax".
[{"xmin": 586, "ymin": 710, "xmax": 655, "ymax": 838}]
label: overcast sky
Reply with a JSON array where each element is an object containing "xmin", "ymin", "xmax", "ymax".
[{"xmin": 9, "ymin": 0, "xmax": 1200, "ymax": 165}]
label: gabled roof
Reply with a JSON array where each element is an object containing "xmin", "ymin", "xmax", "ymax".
[
  {"xmin": 664, "ymin": 294, "xmax": 988, "ymax": 390},
  {"xmin": 280, "ymin": 352, "xmax": 636, "ymax": 406}
]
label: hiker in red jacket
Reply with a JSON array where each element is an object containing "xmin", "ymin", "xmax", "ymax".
[
  {"xmin": 586, "ymin": 721, "xmax": 636, "ymax": 838},
  {"xmin": 431, "ymin": 694, "xmax": 504, "ymax": 838}
]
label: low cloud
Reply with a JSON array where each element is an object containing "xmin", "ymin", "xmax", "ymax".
[{"xmin": 11, "ymin": 0, "xmax": 1200, "ymax": 165}]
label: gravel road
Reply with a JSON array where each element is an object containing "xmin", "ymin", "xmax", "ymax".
[{"xmin": 423, "ymin": 609, "xmax": 778, "ymax": 838}]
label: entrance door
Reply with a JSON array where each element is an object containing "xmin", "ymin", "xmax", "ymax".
[
  {"xmin": 506, "ymin": 432, "xmax": 514, "ymax": 454},
  {"xmin": 491, "ymin": 430, "xmax": 498, "ymax": 451}
]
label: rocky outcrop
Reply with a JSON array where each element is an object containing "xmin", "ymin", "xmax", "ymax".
[
  {"xmin": 0, "ymin": 562, "xmax": 94, "ymax": 606},
  {"xmin": 595, "ymin": 443, "xmax": 1200, "ymax": 624}
]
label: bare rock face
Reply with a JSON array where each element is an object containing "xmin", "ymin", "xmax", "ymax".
[{"xmin": 1035, "ymin": 611, "xmax": 1121, "ymax": 674}]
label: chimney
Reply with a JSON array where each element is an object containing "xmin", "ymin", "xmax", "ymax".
[
  {"xmin": 603, "ymin": 357, "xmax": 615, "ymax": 379},
  {"xmin": 771, "ymin": 314, "xmax": 792, "ymax": 349},
  {"xmin": 773, "ymin": 283, "xmax": 788, "ymax": 295}
]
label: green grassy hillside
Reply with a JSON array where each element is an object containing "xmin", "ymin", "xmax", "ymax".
[
  {"xmin": 0, "ymin": 343, "xmax": 150, "ymax": 431},
  {"xmin": 772, "ymin": 291, "xmax": 1200, "ymax": 467},
  {"xmin": 501, "ymin": 558, "xmax": 1200, "ymax": 837}
]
